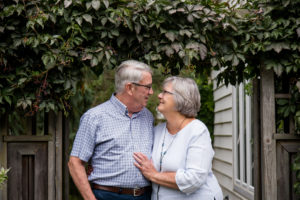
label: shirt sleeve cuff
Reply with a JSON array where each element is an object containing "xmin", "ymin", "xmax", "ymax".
[{"xmin": 175, "ymin": 168, "xmax": 198, "ymax": 195}]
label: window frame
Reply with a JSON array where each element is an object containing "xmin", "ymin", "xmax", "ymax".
[{"xmin": 232, "ymin": 81, "xmax": 255, "ymax": 199}]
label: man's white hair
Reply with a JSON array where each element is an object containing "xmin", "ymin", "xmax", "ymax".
[{"xmin": 115, "ymin": 60, "xmax": 152, "ymax": 93}]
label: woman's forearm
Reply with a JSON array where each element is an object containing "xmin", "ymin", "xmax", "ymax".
[
  {"xmin": 133, "ymin": 152, "xmax": 180, "ymax": 190},
  {"xmin": 150, "ymin": 171, "xmax": 179, "ymax": 190}
]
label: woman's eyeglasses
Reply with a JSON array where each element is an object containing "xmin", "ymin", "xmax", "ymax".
[{"xmin": 161, "ymin": 90, "xmax": 174, "ymax": 95}]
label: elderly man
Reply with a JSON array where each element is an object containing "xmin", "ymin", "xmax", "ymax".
[{"xmin": 68, "ymin": 60, "xmax": 154, "ymax": 200}]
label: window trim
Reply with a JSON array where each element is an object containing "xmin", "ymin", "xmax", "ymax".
[{"xmin": 233, "ymin": 82, "xmax": 254, "ymax": 199}]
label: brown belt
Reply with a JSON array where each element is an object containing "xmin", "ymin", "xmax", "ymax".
[{"xmin": 92, "ymin": 184, "xmax": 152, "ymax": 196}]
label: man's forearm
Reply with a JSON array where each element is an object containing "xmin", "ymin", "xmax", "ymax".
[{"xmin": 68, "ymin": 156, "xmax": 96, "ymax": 200}]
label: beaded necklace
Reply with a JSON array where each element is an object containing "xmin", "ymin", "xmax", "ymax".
[
  {"xmin": 159, "ymin": 127, "xmax": 177, "ymax": 171},
  {"xmin": 156, "ymin": 117, "xmax": 186, "ymax": 200}
]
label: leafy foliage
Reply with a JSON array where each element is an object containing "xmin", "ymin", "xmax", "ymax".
[
  {"xmin": 216, "ymin": 0, "xmax": 300, "ymax": 85},
  {"xmin": 0, "ymin": 0, "xmax": 234, "ymax": 116},
  {"xmin": 1, "ymin": 0, "xmax": 299, "ymax": 116},
  {"xmin": 0, "ymin": 167, "xmax": 9, "ymax": 188},
  {"xmin": 293, "ymin": 150, "xmax": 300, "ymax": 195}
]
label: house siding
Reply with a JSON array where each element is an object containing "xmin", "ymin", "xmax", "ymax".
[{"xmin": 211, "ymin": 70, "xmax": 248, "ymax": 200}]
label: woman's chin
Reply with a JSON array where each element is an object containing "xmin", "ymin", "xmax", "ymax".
[{"xmin": 157, "ymin": 105, "xmax": 162, "ymax": 111}]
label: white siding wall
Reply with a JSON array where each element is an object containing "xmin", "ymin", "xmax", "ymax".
[{"xmin": 211, "ymin": 70, "xmax": 248, "ymax": 200}]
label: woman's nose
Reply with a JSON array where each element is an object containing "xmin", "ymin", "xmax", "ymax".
[{"xmin": 158, "ymin": 92, "xmax": 163, "ymax": 99}]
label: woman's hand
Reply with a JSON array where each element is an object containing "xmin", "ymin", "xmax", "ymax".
[
  {"xmin": 133, "ymin": 152, "xmax": 158, "ymax": 181},
  {"xmin": 86, "ymin": 164, "xmax": 93, "ymax": 176}
]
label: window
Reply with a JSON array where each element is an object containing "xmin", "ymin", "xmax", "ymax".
[{"xmin": 233, "ymin": 81, "xmax": 254, "ymax": 199}]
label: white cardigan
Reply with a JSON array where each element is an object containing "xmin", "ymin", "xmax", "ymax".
[{"xmin": 151, "ymin": 119, "xmax": 223, "ymax": 200}]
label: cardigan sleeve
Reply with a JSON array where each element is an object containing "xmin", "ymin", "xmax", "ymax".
[{"xmin": 175, "ymin": 126, "xmax": 214, "ymax": 194}]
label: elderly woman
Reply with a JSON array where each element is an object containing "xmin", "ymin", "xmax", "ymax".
[{"xmin": 133, "ymin": 76, "xmax": 223, "ymax": 200}]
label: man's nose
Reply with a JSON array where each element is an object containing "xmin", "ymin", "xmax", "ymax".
[{"xmin": 148, "ymin": 87, "xmax": 154, "ymax": 95}]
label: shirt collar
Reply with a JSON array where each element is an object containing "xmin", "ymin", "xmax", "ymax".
[{"xmin": 110, "ymin": 93, "xmax": 145, "ymax": 118}]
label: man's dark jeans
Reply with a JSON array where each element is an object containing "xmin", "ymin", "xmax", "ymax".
[{"xmin": 93, "ymin": 189, "xmax": 151, "ymax": 200}]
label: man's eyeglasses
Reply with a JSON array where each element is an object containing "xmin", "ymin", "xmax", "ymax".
[
  {"xmin": 161, "ymin": 90, "xmax": 174, "ymax": 95},
  {"xmin": 131, "ymin": 82, "xmax": 152, "ymax": 90}
]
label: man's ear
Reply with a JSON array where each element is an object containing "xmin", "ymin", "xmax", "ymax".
[{"xmin": 125, "ymin": 82, "xmax": 134, "ymax": 96}]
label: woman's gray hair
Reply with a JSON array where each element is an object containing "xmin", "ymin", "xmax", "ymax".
[
  {"xmin": 115, "ymin": 60, "xmax": 152, "ymax": 93},
  {"xmin": 163, "ymin": 76, "xmax": 201, "ymax": 117}
]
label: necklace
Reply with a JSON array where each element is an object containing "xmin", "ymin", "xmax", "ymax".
[
  {"xmin": 157, "ymin": 117, "xmax": 186, "ymax": 200},
  {"xmin": 159, "ymin": 117, "xmax": 186, "ymax": 171}
]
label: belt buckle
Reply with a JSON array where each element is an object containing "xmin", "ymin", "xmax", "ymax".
[{"xmin": 133, "ymin": 188, "xmax": 141, "ymax": 196}]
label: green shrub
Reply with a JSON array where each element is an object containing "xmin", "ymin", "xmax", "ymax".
[{"xmin": 0, "ymin": 167, "xmax": 9, "ymax": 188}]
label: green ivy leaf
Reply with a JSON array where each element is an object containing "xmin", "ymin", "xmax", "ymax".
[
  {"xmin": 232, "ymin": 55, "xmax": 239, "ymax": 66},
  {"xmin": 18, "ymin": 78, "xmax": 27, "ymax": 85},
  {"xmin": 83, "ymin": 14, "xmax": 92, "ymax": 24},
  {"xmin": 135, "ymin": 23, "xmax": 141, "ymax": 34},
  {"xmin": 64, "ymin": 0, "xmax": 72, "ymax": 8},
  {"xmin": 111, "ymin": 29, "xmax": 119, "ymax": 37},
  {"xmin": 103, "ymin": 0, "xmax": 109, "ymax": 9},
  {"xmin": 297, "ymin": 28, "xmax": 300, "ymax": 38},
  {"xmin": 91, "ymin": 56, "xmax": 98, "ymax": 67},
  {"xmin": 75, "ymin": 17, "xmax": 82, "ymax": 26},
  {"xmin": 199, "ymin": 44, "xmax": 207, "ymax": 60},
  {"xmin": 165, "ymin": 32, "xmax": 176, "ymax": 42},
  {"xmin": 105, "ymin": 51, "xmax": 111, "ymax": 60},
  {"xmin": 224, "ymin": 54, "xmax": 233, "ymax": 62},
  {"xmin": 101, "ymin": 18, "xmax": 107, "ymax": 26},
  {"xmin": 64, "ymin": 80, "xmax": 71, "ymax": 90},
  {"xmin": 277, "ymin": 99, "xmax": 288, "ymax": 106},
  {"xmin": 86, "ymin": 2, "xmax": 92, "ymax": 9},
  {"xmin": 4, "ymin": 96, "xmax": 11, "ymax": 106},
  {"xmin": 273, "ymin": 63, "xmax": 283, "ymax": 76},
  {"xmin": 179, "ymin": 30, "xmax": 192, "ymax": 38},
  {"xmin": 210, "ymin": 58, "xmax": 218, "ymax": 67},
  {"xmin": 92, "ymin": 0, "xmax": 101, "ymax": 10},
  {"xmin": 284, "ymin": 107, "xmax": 290, "ymax": 118}
]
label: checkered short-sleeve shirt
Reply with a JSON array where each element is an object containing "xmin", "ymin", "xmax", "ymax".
[{"xmin": 71, "ymin": 94, "xmax": 154, "ymax": 188}]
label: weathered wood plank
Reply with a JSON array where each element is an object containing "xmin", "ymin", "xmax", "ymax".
[
  {"xmin": 3, "ymin": 135, "xmax": 52, "ymax": 142},
  {"xmin": 274, "ymin": 134, "xmax": 300, "ymax": 140},
  {"xmin": 276, "ymin": 141, "xmax": 300, "ymax": 200},
  {"xmin": 260, "ymin": 68, "xmax": 277, "ymax": 200},
  {"xmin": 0, "ymin": 115, "xmax": 8, "ymax": 200},
  {"xmin": 56, "ymin": 112, "xmax": 63, "ymax": 200},
  {"xmin": 48, "ymin": 112, "xmax": 55, "ymax": 200},
  {"xmin": 274, "ymin": 93, "xmax": 291, "ymax": 99},
  {"xmin": 252, "ymin": 78, "xmax": 261, "ymax": 200},
  {"xmin": 8, "ymin": 143, "xmax": 48, "ymax": 200},
  {"xmin": 276, "ymin": 142, "xmax": 290, "ymax": 199},
  {"xmin": 63, "ymin": 115, "xmax": 70, "ymax": 200}
]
